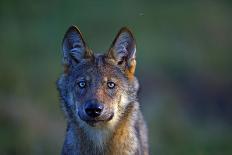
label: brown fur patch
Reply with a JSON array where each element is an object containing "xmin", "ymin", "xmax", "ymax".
[
  {"xmin": 106, "ymin": 102, "xmax": 139, "ymax": 155},
  {"xmin": 126, "ymin": 59, "xmax": 136, "ymax": 80},
  {"xmin": 63, "ymin": 64, "xmax": 69, "ymax": 74}
]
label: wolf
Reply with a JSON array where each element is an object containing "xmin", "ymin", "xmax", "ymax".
[{"xmin": 57, "ymin": 25, "xmax": 149, "ymax": 155}]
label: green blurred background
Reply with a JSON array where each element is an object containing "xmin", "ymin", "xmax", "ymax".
[{"xmin": 0, "ymin": 0, "xmax": 232, "ymax": 154}]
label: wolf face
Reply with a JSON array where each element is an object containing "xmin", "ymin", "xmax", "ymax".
[{"xmin": 57, "ymin": 26, "xmax": 139, "ymax": 129}]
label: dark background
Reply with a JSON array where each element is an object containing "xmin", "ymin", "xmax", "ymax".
[{"xmin": 0, "ymin": 0, "xmax": 232, "ymax": 154}]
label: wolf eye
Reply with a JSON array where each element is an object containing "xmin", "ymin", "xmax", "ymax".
[
  {"xmin": 78, "ymin": 81, "xmax": 86, "ymax": 88},
  {"xmin": 107, "ymin": 81, "xmax": 116, "ymax": 89}
]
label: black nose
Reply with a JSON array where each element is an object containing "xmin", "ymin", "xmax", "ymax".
[{"xmin": 85, "ymin": 102, "xmax": 104, "ymax": 118}]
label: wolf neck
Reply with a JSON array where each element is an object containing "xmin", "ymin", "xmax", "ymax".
[{"xmin": 65, "ymin": 101, "xmax": 139, "ymax": 155}]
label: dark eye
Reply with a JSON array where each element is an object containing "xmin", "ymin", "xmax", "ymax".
[
  {"xmin": 107, "ymin": 81, "xmax": 116, "ymax": 89},
  {"xmin": 78, "ymin": 81, "xmax": 86, "ymax": 88}
]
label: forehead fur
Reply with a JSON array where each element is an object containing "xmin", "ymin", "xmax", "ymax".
[{"xmin": 68, "ymin": 54, "xmax": 128, "ymax": 81}]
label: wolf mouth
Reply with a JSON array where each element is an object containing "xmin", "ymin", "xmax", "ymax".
[{"xmin": 82, "ymin": 113, "xmax": 114, "ymax": 127}]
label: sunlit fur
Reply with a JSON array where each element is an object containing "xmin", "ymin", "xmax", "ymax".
[{"xmin": 57, "ymin": 26, "xmax": 149, "ymax": 155}]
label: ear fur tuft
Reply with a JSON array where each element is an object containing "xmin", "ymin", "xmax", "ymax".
[
  {"xmin": 107, "ymin": 27, "xmax": 137, "ymax": 78},
  {"xmin": 62, "ymin": 25, "xmax": 93, "ymax": 73}
]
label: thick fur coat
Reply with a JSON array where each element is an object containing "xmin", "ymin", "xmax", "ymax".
[{"xmin": 57, "ymin": 25, "xmax": 149, "ymax": 155}]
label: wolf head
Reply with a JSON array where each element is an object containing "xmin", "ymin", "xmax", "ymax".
[{"xmin": 57, "ymin": 26, "xmax": 139, "ymax": 129}]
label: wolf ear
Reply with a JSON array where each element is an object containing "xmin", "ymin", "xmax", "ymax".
[
  {"xmin": 62, "ymin": 25, "xmax": 92, "ymax": 67},
  {"xmin": 107, "ymin": 27, "xmax": 136, "ymax": 76}
]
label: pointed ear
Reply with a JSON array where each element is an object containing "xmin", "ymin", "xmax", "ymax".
[
  {"xmin": 107, "ymin": 27, "xmax": 136, "ymax": 76},
  {"xmin": 62, "ymin": 25, "xmax": 92, "ymax": 67}
]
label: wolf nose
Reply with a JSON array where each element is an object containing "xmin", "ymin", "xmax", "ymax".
[{"xmin": 85, "ymin": 103, "xmax": 104, "ymax": 118}]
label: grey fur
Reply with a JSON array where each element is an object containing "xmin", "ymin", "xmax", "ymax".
[{"xmin": 57, "ymin": 26, "xmax": 149, "ymax": 155}]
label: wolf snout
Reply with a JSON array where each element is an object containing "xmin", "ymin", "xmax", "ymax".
[{"xmin": 84, "ymin": 101, "xmax": 104, "ymax": 118}]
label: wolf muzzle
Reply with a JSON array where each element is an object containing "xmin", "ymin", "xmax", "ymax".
[{"xmin": 77, "ymin": 99, "xmax": 114, "ymax": 126}]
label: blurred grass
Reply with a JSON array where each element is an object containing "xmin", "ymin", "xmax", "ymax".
[{"xmin": 0, "ymin": 0, "xmax": 232, "ymax": 154}]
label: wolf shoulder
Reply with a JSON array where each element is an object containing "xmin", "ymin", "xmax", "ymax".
[{"xmin": 135, "ymin": 110, "xmax": 149, "ymax": 155}]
